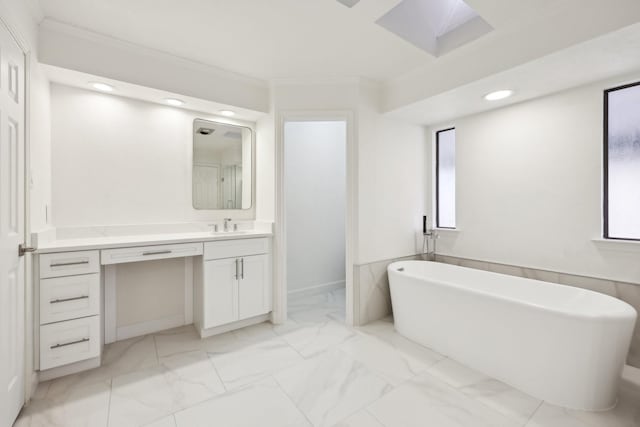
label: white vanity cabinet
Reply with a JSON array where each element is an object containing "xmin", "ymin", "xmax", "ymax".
[
  {"xmin": 34, "ymin": 229, "xmax": 273, "ymax": 378},
  {"xmin": 237, "ymin": 254, "xmax": 270, "ymax": 319},
  {"xmin": 203, "ymin": 257, "xmax": 238, "ymax": 327},
  {"xmin": 37, "ymin": 250, "xmax": 102, "ymax": 371},
  {"xmin": 197, "ymin": 238, "xmax": 271, "ymax": 334}
]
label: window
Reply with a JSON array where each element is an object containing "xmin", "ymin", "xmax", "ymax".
[
  {"xmin": 436, "ymin": 128, "xmax": 456, "ymax": 228},
  {"xmin": 604, "ymin": 82, "xmax": 640, "ymax": 240}
]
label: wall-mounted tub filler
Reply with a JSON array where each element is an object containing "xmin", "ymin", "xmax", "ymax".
[{"xmin": 422, "ymin": 215, "xmax": 438, "ymax": 259}]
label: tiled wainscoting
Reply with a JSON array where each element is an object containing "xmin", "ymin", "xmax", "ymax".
[
  {"xmin": 353, "ymin": 253, "xmax": 640, "ymax": 368},
  {"xmin": 353, "ymin": 254, "xmax": 424, "ymax": 326}
]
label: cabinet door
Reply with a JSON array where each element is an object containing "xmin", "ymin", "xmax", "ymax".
[
  {"xmin": 204, "ymin": 258, "xmax": 238, "ymax": 328},
  {"xmin": 238, "ymin": 254, "xmax": 271, "ymax": 320}
]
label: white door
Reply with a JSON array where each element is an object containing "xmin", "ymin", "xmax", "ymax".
[
  {"xmin": 238, "ymin": 255, "xmax": 270, "ymax": 320},
  {"xmin": 193, "ymin": 164, "xmax": 220, "ymax": 209},
  {"xmin": 0, "ymin": 21, "xmax": 25, "ymax": 427},
  {"xmin": 203, "ymin": 258, "xmax": 238, "ymax": 328}
]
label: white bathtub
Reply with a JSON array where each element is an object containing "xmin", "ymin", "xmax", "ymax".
[{"xmin": 388, "ymin": 260, "xmax": 637, "ymax": 411}]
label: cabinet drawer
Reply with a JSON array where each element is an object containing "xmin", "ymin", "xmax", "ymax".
[
  {"xmin": 40, "ymin": 316, "xmax": 101, "ymax": 370},
  {"xmin": 40, "ymin": 274, "xmax": 100, "ymax": 325},
  {"xmin": 101, "ymin": 242, "xmax": 203, "ymax": 265},
  {"xmin": 204, "ymin": 238, "xmax": 269, "ymax": 260},
  {"xmin": 40, "ymin": 250, "xmax": 100, "ymax": 279}
]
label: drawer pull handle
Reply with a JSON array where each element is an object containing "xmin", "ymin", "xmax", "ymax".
[
  {"xmin": 50, "ymin": 295, "xmax": 89, "ymax": 304},
  {"xmin": 142, "ymin": 250, "xmax": 172, "ymax": 256},
  {"xmin": 51, "ymin": 261, "xmax": 90, "ymax": 267},
  {"xmin": 50, "ymin": 337, "xmax": 90, "ymax": 349}
]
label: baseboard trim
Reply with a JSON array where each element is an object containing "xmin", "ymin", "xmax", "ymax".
[
  {"xmin": 38, "ymin": 356, "xmax": 101, "ymax": 382},
  {"xmin": 288, "ymin": 280, "xmax": 345, "ymax": 299},
  {"xmin": 197, "ymin": 313, "xmax": 271, "ymax": 339},
  {"xmin": 27, "ymin": 371, "xmax": 38, "ymax": 404},
  {"xmin": 116, "ymin": 314, "xmax": 185, "ymax": 341}
]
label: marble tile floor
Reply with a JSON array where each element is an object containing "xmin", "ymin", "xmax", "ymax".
[{"xmin": 15, "ymin": 289, "xmax": 640, "ymax": 427}]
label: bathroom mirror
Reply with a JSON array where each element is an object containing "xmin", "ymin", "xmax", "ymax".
[{"xmin": 192, "ymin": 119, "xmax": 252, "ymax": 210}]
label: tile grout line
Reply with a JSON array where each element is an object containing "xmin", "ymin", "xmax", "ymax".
[
  {"xmin": 423, "ymin": 362, "xmax": 542, "ymax": 426},
  {"xmin": 206, "ymin": 352, "xmax": 228, "ymax": 393},
  {"xmin": 366, "ymin": 408, "xmax": 388, "ymax": 427},
  {"xmin": 105, "ymin": 378, "xmax": 113, "ymax": 427},
  {"xmin": 152, "ymin": 333, "xmax": 160, "ymax": 363},
  {"xmin": 523, "ymin": 400, "xmax": 545, "ymax": 427},
  {"xmin": 270, "ymin": 374, "xmax": 316, "ymax": 427}
]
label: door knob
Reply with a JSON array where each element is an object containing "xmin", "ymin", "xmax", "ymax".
[{"xmin": 18, "ymin": 244, "xmax": 36, "ymax": 257}]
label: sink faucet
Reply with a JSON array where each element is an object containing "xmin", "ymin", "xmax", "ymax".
[{"xmin": 223, "ymin": 218, "xmax": 232, "ymax": 232}]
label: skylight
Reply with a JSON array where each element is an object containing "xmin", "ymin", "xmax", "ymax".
[{"xmin": 376, "ymin": 0, "xmax": 493, "ymax": 57}]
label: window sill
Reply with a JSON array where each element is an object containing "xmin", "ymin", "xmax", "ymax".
[
  {"xmin": 592, "ymin": 238, "xmax": 640, "ymax": 253},
  {"xmin": 434, "ymin": 228, "xmax": 460, "ymax": 235}
]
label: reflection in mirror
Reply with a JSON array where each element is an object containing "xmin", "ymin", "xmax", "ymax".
[{"xmin": 193, "ymin": 119, "xmax": 252, "ymax": 210}]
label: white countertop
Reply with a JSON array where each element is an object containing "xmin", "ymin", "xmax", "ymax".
[{"xmin": 36, "ymin": 230, "xmax": 273, "ymax": 253}]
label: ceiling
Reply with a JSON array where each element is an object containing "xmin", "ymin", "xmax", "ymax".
[
  {"xmin": 37, "ymin": 0, "xmax": 640, "ymax": 83},
  {"xmin": 38, "ymin": 0, "xmax": 425, "ymax": 81},
  {"xmin": 388, "ymin": 22, "xmax": 640, "ymax": 125},
  {"xmin": 36, "ymin": 0, "xmax": 640, "ymax": 123}
]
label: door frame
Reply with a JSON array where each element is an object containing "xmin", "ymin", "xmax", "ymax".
[
  {"xmin": 273, "ymin": 110, "xmax": 358, "ymax": 326},
  {"xmin": 0, "ymin": 7, "xmax": 35, "ymax": 406}
]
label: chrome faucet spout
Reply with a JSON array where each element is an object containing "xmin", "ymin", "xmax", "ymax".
[{"xmin": 223, "ymin": 218, "xmax": 232, "ymax": 232}]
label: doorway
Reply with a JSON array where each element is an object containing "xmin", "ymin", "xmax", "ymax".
[{"xmin": 284, "ymin": 120, "xmax": 347, "ymax": 323}]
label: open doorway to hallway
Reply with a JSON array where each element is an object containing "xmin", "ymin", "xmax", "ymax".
[{"xmin": 284, "ymin": 120, "xmax": 347, "ymax": 324}]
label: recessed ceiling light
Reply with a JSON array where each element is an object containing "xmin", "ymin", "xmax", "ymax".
[
  {"xmin": 484, "ymin": 90, "xmax": 514, "ymax": 101},
  {"xmin": 90, "ymin": 82, "xmax": 114, "ymax": 92},
  {"xmin": 219, "ymin": 110, "xmax": 235, "ymax": 117},
  {"xmin": 164, "ymin": 98, "xmax": 184, "ymax": 106}
]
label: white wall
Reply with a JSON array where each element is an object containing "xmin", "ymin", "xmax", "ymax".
[
  {"xmin": 255, "ymin": 110, "xmax": 275, "ymax": 221},
  {"xmin": 357, "ymin": 83, "xmax": 426, "ymax": 264},
  {"xmin": 116, "ymin": 258, "xmax": 185, "ymax": 328},
  {"xmin": 285, "ymin": 121, "xmax": 346, "ymax": 293},
  {"xmin": 428, "ymin": 73, "xmax": 640, "ymax": 284},
  {"xmin": 29, "ymin": 62, "xmax": 52, "ymax": 231},
  {"xmin": 50, "ymin": 83, "xmax": 257, "ymax": 227}
]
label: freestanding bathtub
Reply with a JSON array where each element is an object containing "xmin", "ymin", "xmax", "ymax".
[{"xmin": 388, "ymin": 260, "xmax": 637, "ymax": 411}]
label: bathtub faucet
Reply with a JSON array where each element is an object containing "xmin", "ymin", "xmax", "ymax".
[{"xmin": 422, "ymin": 216, "xmax": 438, "ymax": 259}]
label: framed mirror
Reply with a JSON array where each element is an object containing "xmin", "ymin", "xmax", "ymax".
[{"xmin": 192, "ymin": 119, "xmax": 252, "ymax": 210}]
